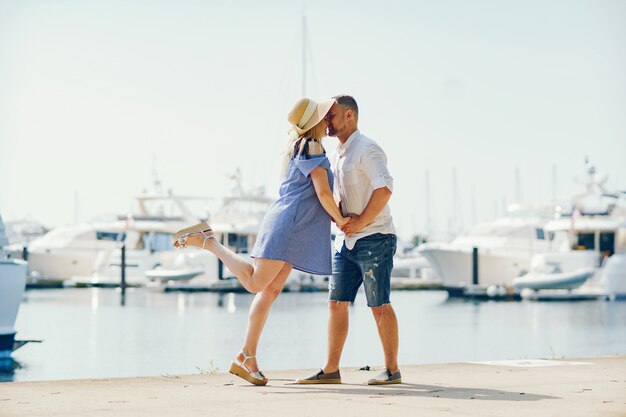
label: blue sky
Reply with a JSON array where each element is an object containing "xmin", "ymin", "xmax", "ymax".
[{"xmin": 1, "ymin": 0, "xmax": 625, "ymax": 240}]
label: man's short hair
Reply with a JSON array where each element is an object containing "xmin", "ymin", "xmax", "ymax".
[{"xmin": 333, "ymin": 95, "xmax": 358, "ymax": 120}]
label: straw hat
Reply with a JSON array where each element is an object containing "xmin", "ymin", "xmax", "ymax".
[{"xmin": 287, "ymin": 97, "xmax": 335, "ymax": 135}]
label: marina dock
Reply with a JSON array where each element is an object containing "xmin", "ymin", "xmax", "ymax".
[{"xmin": 1, "ymin": 356, "xmax": 624, "ymax": 417}]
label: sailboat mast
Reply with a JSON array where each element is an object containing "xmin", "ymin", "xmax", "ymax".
[
  {"xmin": 515, "ymin": 165, "xmax": 523, "ymax": 203},
  {"xmin": 552, "ymin": 163, "xmax": 557, "ymax": 200},
  {"xmin": 425, "ymin": 170, "xmax": 431, "ymax": 237},
  {"xmin": 302, "ymin": 12, "xmax": 307, "ymax": 96}
]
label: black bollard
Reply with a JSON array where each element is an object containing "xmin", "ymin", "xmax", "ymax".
[
  {"xmin": 22, "ymin": 246, "xmax": 29, "ymax": 261},
  {"xmin": 120, "ymin": 243, "xmax": 127, "ymax": 294},
  {"xmin": 472, "ymin": 247, "xmax": 479, "ymax": 285},
  {"xmin": 218, "ymin": 234, "xmax": 224, "ymax": 280}
]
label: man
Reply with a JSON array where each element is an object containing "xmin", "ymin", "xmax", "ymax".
[{"xmin": 297, "ymin": 95, "xmax": 401, "ymax": 385}]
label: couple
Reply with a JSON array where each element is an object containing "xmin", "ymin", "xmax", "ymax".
[{"xmin": 173, "ymin": 95, "xmax": 401, "ymax": 386}]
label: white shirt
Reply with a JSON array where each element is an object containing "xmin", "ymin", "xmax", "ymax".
[{"xmin": 330, "ymin": 130, "xmax": 395, "ymax": 251}]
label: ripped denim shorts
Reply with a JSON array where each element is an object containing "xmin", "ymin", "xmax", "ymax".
[{"xmin": 329, "ymin": 233, "xmax": 397, "ymax": 307}]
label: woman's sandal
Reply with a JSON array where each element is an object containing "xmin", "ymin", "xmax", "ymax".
[
  {"xmin": 229, "ymin": 351, "xmax": 268, "ymax": 386},
  {"xmin": 172, "ymin": 221, "xmax": 215, "ymax": 249}
]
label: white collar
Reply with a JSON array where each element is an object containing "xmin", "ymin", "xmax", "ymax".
[{"xmin": 337, "ymin": 130, "xmax": 360, "ymax": 156}]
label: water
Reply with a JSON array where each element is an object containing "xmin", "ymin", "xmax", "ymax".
[{"xmin": 3, "ymin": 288, "xmax": 626, "ymax": 382}]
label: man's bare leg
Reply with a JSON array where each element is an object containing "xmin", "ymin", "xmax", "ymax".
[
  {"xmin": 371, "ymin": 304, "xmax": 399, "ymax": 373},
  {"xmin": 323, "ymin": 301, "xmax": 350, "ymax": 373}
]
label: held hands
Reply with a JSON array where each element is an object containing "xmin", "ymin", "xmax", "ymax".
[
  {"xmin": 341, "ymin": 213, "xmax": 365, "ymax": 236},
  {"xmin": 335, "ymin": 216, "xmax": 351, "ymax": 229}
]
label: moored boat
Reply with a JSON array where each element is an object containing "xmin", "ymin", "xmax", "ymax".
[{"xmin": 0, "ymin": 214, "xmax": 27, "ymax": 359}]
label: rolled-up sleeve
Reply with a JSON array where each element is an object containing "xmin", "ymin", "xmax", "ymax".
[{"xmin": 363, "ymin": 145, "xmax": 393, "ymax": 192}]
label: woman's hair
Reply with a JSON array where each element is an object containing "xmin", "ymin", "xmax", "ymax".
[
  {"xmin": 304, "ymin": 121, "xmax": 327, "ymax": 141},
  {"xmin": 280, "ymin": 120, "xmax": 326, "ymax": 178}
]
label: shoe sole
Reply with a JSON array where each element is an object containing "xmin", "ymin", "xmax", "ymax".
[
  {"xmin": 295, "ymin": 379, "xmax": 342, "ymax": 385},
  {"xmin": 229, "ymin": 362, "xmax": 267, "ymax": 386},
  {"xmin": 367, "ymin": 378, "xmax": 402, "ymax": 385},
  {"xmin": 172, "ymin": 222, "xmax": 212, "ymax": 245}
]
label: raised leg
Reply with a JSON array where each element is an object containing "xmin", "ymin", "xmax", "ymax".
[{"xmin": 184, "ymin": 234, "xmax": 285, "ymax": 293}]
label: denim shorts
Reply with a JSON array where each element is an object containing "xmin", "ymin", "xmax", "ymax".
[{"xmin": 329, "ymin": 233, "xmax": 397, "ymax": 307}]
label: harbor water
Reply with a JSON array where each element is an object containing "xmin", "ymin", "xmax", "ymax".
[{"xmin": 3, "ymin": 288, "xmax": 626, "ymax": 382}]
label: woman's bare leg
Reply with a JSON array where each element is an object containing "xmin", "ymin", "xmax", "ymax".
[
  {"xmin": 183, "ymin": 234, "xmax": 284, "ymax": 293},
  {"xmin": 236, "ymin": 262, "xmax": 293, "ymax": 375}
]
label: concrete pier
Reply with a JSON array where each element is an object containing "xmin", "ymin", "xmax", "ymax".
[{"xmin": 1, "ymin": 356, "xmax": 624, "ymax": 417}]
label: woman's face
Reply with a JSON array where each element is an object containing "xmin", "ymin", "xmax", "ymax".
[{"xmin": 309, "ymin": 117, "xmax": 328, "ymax": 139}]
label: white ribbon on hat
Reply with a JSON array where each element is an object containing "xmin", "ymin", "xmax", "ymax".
[{"xmin": 297, "ymin": 99, "xmax": 317, "ymax": 129}]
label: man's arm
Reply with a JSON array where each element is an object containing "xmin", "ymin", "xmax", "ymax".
[
  {"xmin": 341, "ymin": 144, "xmax": 393, "ymax": 236},
  {"xmin": 341, "ymin": 186, "xmax": 391, "ymax": 236}
]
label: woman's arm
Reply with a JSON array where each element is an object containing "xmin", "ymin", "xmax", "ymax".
[{"xmin": 310, "ymin": 166, "xmax": 350, "ymax": 228}]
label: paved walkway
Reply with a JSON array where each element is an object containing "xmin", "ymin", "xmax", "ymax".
[{"xmin": 1, "ymin": 356, "xmax": 624, "ymax": 417}]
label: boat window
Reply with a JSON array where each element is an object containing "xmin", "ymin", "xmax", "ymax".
[
  {"xmin": 575, "ymin": 233, "xmax": 595, "ymax": 250},
  {"xmin": 228, "ymin": 234, "xmax": 249, "ymax": 254},
  {"xmin": 599, "ymin": 232, "xmax": 615, "ymax": 256},
  {"xmin": 96, "ymin": 231, "xmax": 126, "ymax": 242},
  {"xmin": 536, "ymin": 228, "xmax": 545, "ymax": 240}
]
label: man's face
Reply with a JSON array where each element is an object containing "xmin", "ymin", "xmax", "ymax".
[{"xmin": 325, "ymin": 103, "xmax": 344, "ymax": 137}]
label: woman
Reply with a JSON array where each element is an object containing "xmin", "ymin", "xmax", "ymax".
[{"xmin": 172, "ymin": 97, "xmax": 349, "ymax": 386}]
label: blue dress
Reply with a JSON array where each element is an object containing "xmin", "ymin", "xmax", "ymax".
[{"xmin": 251, "ymin": 141, "xmax": 333, "ymax": 275}]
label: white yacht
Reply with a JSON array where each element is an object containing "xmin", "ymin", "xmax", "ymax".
[
  {"xmin": 419, "ymin": 162, "xmax": 622, "ymax": 290},
  {"xmin": 16, "ymin": 221, "xmax": 127, "ymax": 285},
  {"xmin": 516, "ymin": 168, "xmax": 626, "ymax": 297},
  {"xmin": 0, "ymin": 214, "xmax": 27, "ymax": 359},
  {"xmin": 515, "ymin": 215, "xmax": 626, "ymax": 298},
  {"xmin": 8, "ymin": 183, "xmax": 211, "ymax": 286},
  {"xmin": 70, "ymin": 193, "xmax": 211, "ymax": 287},
  {"xmin": 419, "ymin": 203, "xmax": 557, "ymax": 289}
]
